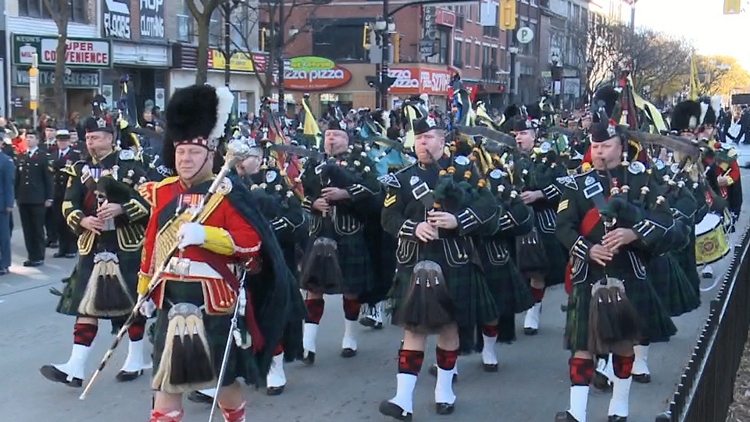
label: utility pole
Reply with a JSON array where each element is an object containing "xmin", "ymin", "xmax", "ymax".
[
  {"xmin": 379, "ymin": 0, "xmax": 390, "ymax": 110},
  {"xmin": 278, "ymin": 0, "xmax": 286, "ymax": 113}
]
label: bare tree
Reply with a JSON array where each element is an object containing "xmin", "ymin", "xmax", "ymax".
[
  {"xmin": 568, "ymin": 17, "xmax": 621, "ymax": 100},
  {"xmin": 42, "ymin": 0, "xmax": 70, "ymax": 122},
  {"xmin": 619, "ymin": 28, "xmax": 692, "ymax": 99},
  {"xmin": 227, "ymin": 0, "xmax": 331, "ymax": 98},
  {"xmin": 187, "ymin": 0, "xmax": 227, "ymax": 84}
]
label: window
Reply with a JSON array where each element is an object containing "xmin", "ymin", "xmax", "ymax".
[
  {"xmin": 453, "ymin": 40, "xmax": 463, "ymax": 67},
  {"xmin": 176, "ymin": 14, "xmax": 193, "ymax": 43},
  {"xmin": 468, "ymin": 4, "xmax": 476, "ymax": 21},
  {"xmin": 483, "ymin": 26, "xmax": 499, "ymax": 38},
  {"xmin": 209, "ymin": 9, "xmax": 222, "ymax": 47},
  {"xmin": 465, "ymin": 43, "xmax": 471, "ymax": 68},
  {"xmin": 313, "ymin": 24, "xmax": 368, "ymax": 61},
  {"xmin": 230, "ymin": 5, "xmax": 252, "ymax": 49},
  {"xmin": 474, "ymin": 44, "xmax": 480, "ymax": 67},
  {"xmin": 19, "ymin": 0, "xmax": 87, "ymax": 23},
  {"xmin": 436, "ymin": 28, "xmax": 449, "ymax": 65},
  {"xmin": 491, "ymin": 47, "xmax": 498, "ymax": 64}
]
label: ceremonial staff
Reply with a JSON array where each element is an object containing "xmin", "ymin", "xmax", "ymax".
[{"xmin": 78, "ymin": 140, "xmax": 252, "ymax": 400}]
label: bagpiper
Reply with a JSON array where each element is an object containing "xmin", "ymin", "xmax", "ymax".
[
  {"xmin": 378, "ymin": 115, "xmax": 500, "ymax": 420},
  {"xmin": 40, "ymin": 113, "xmax": 152, "ymax": 388},
  {"xmin": 506, "ymin": 104, "xmax": 569, "ymax": 336},
  {"xmin": 138, "ymin": 84, "xmax": 297, "ymax": 422},
  {"xmin": 554, "ymin": 118, "xmax": 683, "ymax": 422},
  {"xmin": 298, "ymin": 114, "xmax": 382, "ymax": 363}
]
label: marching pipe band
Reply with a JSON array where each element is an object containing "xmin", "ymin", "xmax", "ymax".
[{"xmin": 33, "ymin": 79, "xmax": 743, "ymax": 422}]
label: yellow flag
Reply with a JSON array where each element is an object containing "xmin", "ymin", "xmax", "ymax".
[
  {"xmin": 689, "ymin": 54, "xmax": 699, "ymax": 100},
  {"xmin": 301, "ymin": 98, "xmax": 322, "ymax": 149}
]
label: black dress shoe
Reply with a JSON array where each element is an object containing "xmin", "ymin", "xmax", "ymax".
[
  {"xmin": 608, "ymin": 415, "xmax": 627, "ymax": 422},
  {"xmin": 39, "ymin": 365, "xmax": 82, "ymax": 388},
  {"xmin": 115, "ymin": 369, "xmax": 144, "ymax": 382},
  {"xmin": 187, "ymin": 390, "xmax": 213, "ymax": 404},
  {"xmin": 340, "ymin": 348, "xmax": 357, "ymax": 358},
  {"xmin": 53, "ymin": 252, "xmax": 65, "ymax": 258},
  {"xmin": 428, "ymin": 364, "xmax": 458, "ymax": 382},
  {"xmin": 64, "ymin": 253, "xmax": 77, "ymax": 259},
  {"xmin": 266, "ymin": 385, "xmax": 285, "ymax": 396},
  {"xmin": 47, "ymin": 241, "xmax": 59, "ymax": 249},
  {"xmin": 435, "ymin": 402, "xmax": 455, "ymax": 415},
  {"xmin": 378, "ymin": 400, "xmax": 413, "ymax": 421},
  {"xmin": 302, "ymin": 351, "xmax": 315, "ymax": 365},
  {"xmin": 632, "ymin": 373, "xmax": 651, "ymax": 384},
  {"xmin": 23, "ymin": 260, "xmax": 43, "ymax": 267},
  {"xmin": 592, "ymin": 371, "xmax": 612, "ymax": 391},
  {"xmin": 483, "ymin": 363, "xmax": 499, "ymax": 372},
  {"xmin": 554, "ymin": 411, "xmax": 580, "ymax": 421}
]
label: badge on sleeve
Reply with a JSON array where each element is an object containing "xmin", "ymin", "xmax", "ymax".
[
  {"xmin": 628, "ymin": 161, "xmax": 645, "ymax": 175},
  {"xmin": 585, "ymin": 176, "xmax": 595, "ymax": 186},
  {"xmin": 557, "ymin": 199, "xmax": 569, "ymax": 212},
  {"xmin": 410, "ymin": 176, "xmax": 420, "ymax": 186}
]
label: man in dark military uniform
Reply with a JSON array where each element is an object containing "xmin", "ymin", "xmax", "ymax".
[
  {"xmin": 553, "ymin": 120, "xmax": 682, "ymax": 422},
  {"xmin": 39, "ymin": 115, "xmax": 152, "ymax": 389},
  {"xmin": 41, "ymin": 121, "xmax": 60, "ymax": 248},
  {"xmin": 50, "ymin": 128, "xmax": 81, "ymax": 258},
  {"xmin": 15, "ymin": 130, "xmax": 53, "ymax": 266},
  {"xmin": 298, "ymin": 117, "xmax": 382, "ymax": 363},
  {"xmin": 378, "ymin": 117, "xmax": 500, "ymax": 420}
]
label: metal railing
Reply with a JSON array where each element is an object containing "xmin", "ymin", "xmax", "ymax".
[{"xmin": 656, "ymin": 226, "xmax": 750, "ymax": 422}]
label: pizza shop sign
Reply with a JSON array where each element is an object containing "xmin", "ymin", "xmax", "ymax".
[
  {"xmin": 282, "ymin": 56, "xmax": 352, "ymax": 91},
  {"xmin": 12, "ymin": 34, "xmax": 112, "ymax": 69},
  {"xmin": 388, "ymin": 67, "xmax": 453, "ymax": 95}
]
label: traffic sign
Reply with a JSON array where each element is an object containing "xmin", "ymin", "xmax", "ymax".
[{"xmin": 517, "ymin": 27, "xmax": 535, "ymax": 44}]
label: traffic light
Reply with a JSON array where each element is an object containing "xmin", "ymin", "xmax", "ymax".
[
  {"xmin": 724, "ymin": 0, "xmax": 741, "ymax": 14},
  {"xmin": 393, "ymin": 33, "xmax": 402, "ymax": 64},
  {"xmin": 363, "ymin": 24, "xmax": 372, "ymax": 49},
  {"xmin": 499, "ymin": 0, "xmax": 516, "ymax": 31},
  {"xmin": 365, "ymin": 75, "xmax": 397, "ymax": 89}
]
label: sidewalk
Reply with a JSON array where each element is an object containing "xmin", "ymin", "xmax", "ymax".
[{"xmin": 727, "ymin": 328, "xmax": 750, "ymax": 421}]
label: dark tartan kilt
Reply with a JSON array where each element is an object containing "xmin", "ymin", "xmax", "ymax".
[
  {"xmin": 564, "ymin": 275, "xmax": 677, "ymax": 352},
  {"xmin": 674, "ymin": 233, "xmax": 701, "ymax": 298},
  {"xmin": 390, "ymin": 263, "xmax": 499, "ymax": 354},
  {"xmin": 480, "ymin": 243, "xmax": 534, "ymax": 316},
  {"xmin": 151, "ymin": 282, "xmax": 265, "ymax": 389},
  {"xmin": 648, "ymin": 252, "xmax": 700, "ymax": 317},
  {"xmin": 300, "ymin": 233, "xmax": 374, "ymax": 296},
  {"xmin": 55, "ymin": 248, "xmax": 141, "ymax": 320},
  {"xmin": 536, "ymin": 229, "xmax": 568, "ymax": 287}
]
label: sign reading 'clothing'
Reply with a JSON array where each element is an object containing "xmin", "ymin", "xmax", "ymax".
[
  {"xmin": 12, "ymin": 34, "xmax": 112, "ymax": 69},
  {"xmin": 140, "ymin": 0, "xmax": 165, "ymax": 40}
]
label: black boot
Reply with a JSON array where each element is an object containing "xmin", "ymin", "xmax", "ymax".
[
  {"xmin": 379, "ymin": 400, "xmax": 413, "ymax": 421},
  {"xmin": 554, "ymin": 411, "xmax": 580, "ymax": 421}
]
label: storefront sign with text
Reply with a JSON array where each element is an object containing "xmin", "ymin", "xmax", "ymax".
[
  {"xmin": 13, "ymin": 34, "xmax": 112, "ymax": 69},
  {"xmin": 388, "ymin": 68, "xmax": 453, "ymax": 95},
  {"xmin": 208, "ymin": 50, "xmax": 267, "ymax": 73},
  {"xmin": 283, "ymin": 58, "xmax": 352, "ymax": 91},
  {"xmin": 13, "ymin": 68, "xmax": 100, "ymax": 89}
]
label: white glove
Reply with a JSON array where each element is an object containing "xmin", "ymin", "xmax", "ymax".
[
  {"xmin": 177, "ymin": 222, "xmax": 206, "ymax": 249},
  {"xmin": 139, "ymin": 299, "xmax": 156, "ymax": 318}
]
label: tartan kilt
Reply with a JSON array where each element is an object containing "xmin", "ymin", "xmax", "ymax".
[
  {"xmin": 55, "ymin": 248, "xmax": 141, "ymax": 320},
  {"xmin": 389, "ymin": 262, "xmax": 499, "ymax": 354},
  {"xmin": 648, "ymin": 253, "xmax": 700, "ymax": 317},
  {"xmin": 674, "ymin": 234, "xmax": 701, "ymax": 298},
  {"xmin": 564, "ymin": 275, "xmax": 677, "ymax": 352},
  {"xmin": 151, "ymin": 282, "xmax": 267, "ymax": 389},
  {"xmin": 537, "ymin": 229, "xmax": 568, "ymax": 287},
  {"xmin": 480, "ymin": 240, "xmax": 534, "ymax": 315},
  {"xmin": 300, "ymin": 233, "xmax": 374, "ymax": 296}
]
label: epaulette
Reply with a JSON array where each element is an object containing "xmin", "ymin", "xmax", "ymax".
[{"xmin": 156, "ymin": 176, "xmax": 180, "ymax": 189}]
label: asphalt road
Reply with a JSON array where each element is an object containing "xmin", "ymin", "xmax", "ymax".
[{"xmin": 1, "ymin": 173, "xmax": 749, "ymax": 422}]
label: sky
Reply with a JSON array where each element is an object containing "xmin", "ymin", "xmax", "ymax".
[{"xmin": 634, "ymin": 0, "xmax": 750, "ymax": 72}]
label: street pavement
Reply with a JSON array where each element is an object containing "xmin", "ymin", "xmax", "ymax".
[{"xmin": 1, "ymin": 172, "xmax": 750, "ymax": 422}]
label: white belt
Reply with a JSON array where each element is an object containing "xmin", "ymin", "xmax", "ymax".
[{"xmin": 165, "ymin": 257, "xmax": 225, "ymax": 279}]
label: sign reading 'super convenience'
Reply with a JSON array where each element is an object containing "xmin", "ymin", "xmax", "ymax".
[{"xmin": 12, "ymin": 34, "xmax": 112, "ymax": 69}]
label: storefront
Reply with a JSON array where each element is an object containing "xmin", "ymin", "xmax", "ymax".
[
  {"xmin": 170, "ymin": 44, "xmax": 267, "ymax": 118},
  {"xmin": 280, "ymin": 57, "xmax": 453, "ymax": 116},
  {"xmin": 2, "ymin": 16, "xmax": 101, "ymax": 124},
  {"xmin": 8, "ymin": 33, "xmax": 109, "ymax": 125},
  {"xmin": 100, "ymin": 42, "xmax": 169, "ymax": 119}
]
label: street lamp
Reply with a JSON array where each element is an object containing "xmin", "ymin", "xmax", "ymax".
[{"xmin": 508, "ymin": 46, "xmax": 519, "ymax": 105}]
